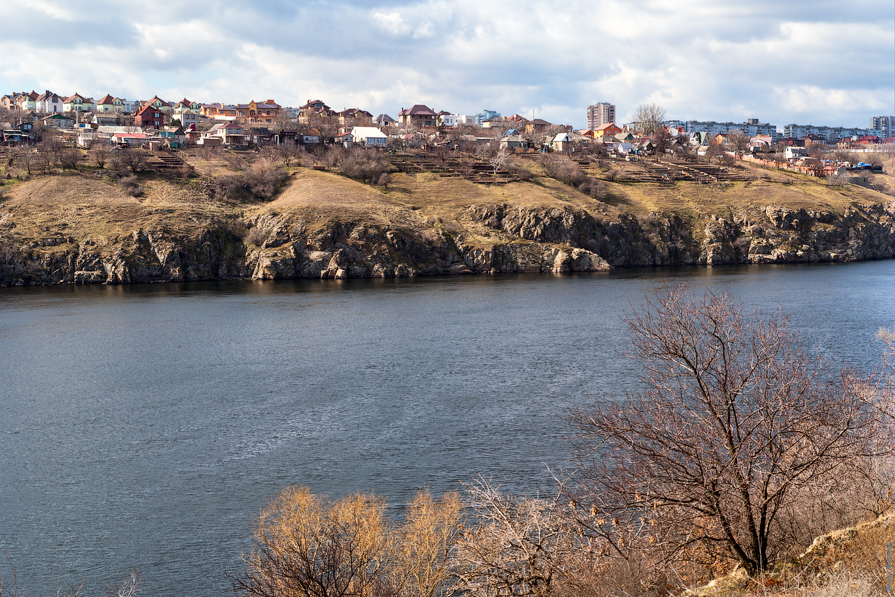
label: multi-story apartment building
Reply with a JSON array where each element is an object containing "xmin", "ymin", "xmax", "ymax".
[
  {"xmin": 869, "ymin": 116, "xmax": 894, "ymax": 138},
  {"xmin": 782, "ymin": 123, "xmax": 877, "ymax": 142},
  {"xmin": 682, "ymin": 119, "xmax": 777, "ymax": 138},
  {"xmin": 474, "ymin": 109, "xmax": 500, "ymax": 126},
  {"xmin": 586, "ymin": 102, "xmax": 615, "ymax": 130}
]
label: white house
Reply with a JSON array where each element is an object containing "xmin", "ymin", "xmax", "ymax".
[
  {"xmin": 351, "ymin": 126, "xmax": 388, "ymax": 148},
  {"xmin": 36, "ymin": 91, "xmax": 63, "ymax": 113},
  {"xmin": 552, "ymin": 132, "xmax": 573, "ymax": 151}
]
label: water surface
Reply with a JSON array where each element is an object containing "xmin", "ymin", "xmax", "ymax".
[{"xmin": 1, "ymin": 262, "xmax": 892, "ymax": 596}]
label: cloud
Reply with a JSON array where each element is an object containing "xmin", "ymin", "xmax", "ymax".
[{"xmin": 0, "ymin": 1, "xmax": 891, "ymax": 129}]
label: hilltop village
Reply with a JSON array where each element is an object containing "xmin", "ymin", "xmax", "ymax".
[{"xmin": 1, "ymin": 91, "xmax": 893, "ymax": 170}]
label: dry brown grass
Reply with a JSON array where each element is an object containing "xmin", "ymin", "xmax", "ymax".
[{"xmin": 0, "ymin": 173, "xmax": 235, "ymax": 254}]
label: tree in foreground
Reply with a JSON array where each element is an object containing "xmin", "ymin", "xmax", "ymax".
[
  {"xmin": 233, "ymin": 486, "xmax": 462, "ymax": 597},
  {"xmin": 567, "ymin": 284, "xmax": 885, "ymax": 577}
]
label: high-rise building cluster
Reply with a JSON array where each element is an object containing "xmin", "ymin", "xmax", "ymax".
[
  {"xmin": 586, "ymin": 103, "xmax": 615, "ymax": 130},
  {"xmin": 869, "ymin": 115, "xmax": 894, "ymax": 138}
]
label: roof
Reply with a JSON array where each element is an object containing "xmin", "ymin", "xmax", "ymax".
[
  {"xmin": 97, "ymin": 94, "xmax": 118, "ymax": 105},
  {"xmin": 351, "ymin": 126, "xmax": 387, "ymax": 138},
  {"xmin": 136, "ymin": 104, "xmax": 163, "ymax": 116},
  {"xmin": 64, "ymin": 93, "xmax": 89, "ymax": 103},
  {"xmin": 375, "ymin": 114, "xmax": 396, "ymax": 122},
  {"xmin": 113, "ymin": 133, "xmax": 149, "ymax": 139},
  {"xmin": 399, "ymin": 104, "xmax": 437, "ymax": 117},
  {"xmin": 143, "ymin": 95, "xmax": 171, "ymax": 107}
]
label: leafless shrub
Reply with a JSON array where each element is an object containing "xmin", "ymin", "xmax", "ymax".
[
  {"xmin": 243, "ymin": 159, "xmax": 288, "ymax": 200},
  {"xmin": 118, "ymin": 175, "xmax": 144, "ymax": 197},
  {"xmin": 337, "ymin": 148, "xmax": 391, "ymax": 183},
  {"xmin": 103, "ymin": 571, "xmax": 139, "ymax": 597},
  {"xmin": 223, "ymin": 151, "xmax": 246, "ymax": 172},
  {"xmin": 233, "ymin": 486, "xmax": 462, "ymax": 597},
  {"xmin": 577, "ymin": 178, "xmax": 607, "ymax": 199},
  {"xmin": 454, "ymin": 478, "xmax": 584, "ymax": 597},
  {"xmin": 245, "ymin": 227, "xmax": 266, "ymax": 247}
]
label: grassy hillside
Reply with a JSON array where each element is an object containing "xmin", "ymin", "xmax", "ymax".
[{"xmin": 0, "ymin": 149, "xmax": 891, "ymax": 258}]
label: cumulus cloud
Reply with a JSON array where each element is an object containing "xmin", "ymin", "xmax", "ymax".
[{"xmin": 0, "ymin": 0, "xmax": 891, "ymax": 129}]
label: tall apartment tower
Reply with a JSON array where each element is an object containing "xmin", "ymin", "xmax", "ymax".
[
  {"xmin": 586, "ymin": 102, "xmax": 615, "ymax": 130},
  {"xmin": 869, "ymin": 115, "xmax": 894, "ymax": 138}
]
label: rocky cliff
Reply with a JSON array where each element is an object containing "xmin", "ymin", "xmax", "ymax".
[{"xmin": 2, "ymin": 197, "xmax": 893, "ymax": 287}]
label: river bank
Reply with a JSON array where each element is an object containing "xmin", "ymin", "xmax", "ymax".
[{"xmin": 1, "ymin": 166, "xmax": 893, "ymax": 286}]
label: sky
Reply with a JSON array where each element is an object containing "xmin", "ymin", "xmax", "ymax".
[{"xmin": 1, "ymin": 0, "xmax": 893, "ymax": 130}]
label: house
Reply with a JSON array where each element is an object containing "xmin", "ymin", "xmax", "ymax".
[
  {"xmin": 96, "ymin": 94, "xmax": 126, "ymax": 113},
  {"xmin": 616, "ymin": 142, "xmax": 635, "ymax": 154},
  {"xmin": 298, "ymin": 128, "xmax": 322, "ymax": 144},
  {"xmin": 246, "ymin": 127, "xmax": 274, "ymax": 145},
  {"xmin": 784, "ymin": 146, "xmax": 807, "ymax": 159},
  {"xmin": 177, "ymin": 109, "xmax": 199, "ymax": 129},
  {"xmin": 41, "ymin": 113, "xmax": 75, "ymax": 129},
  {"xmin": 112, "ymin": 132, "xmax": 149, "ymax": 146},
  {"xmin": 36, "ymin": 91, "xmax": 64, "ymax": 113},
  {"xmin": 173, "ymin": 99, "xmax": 202, "ymax": 116},
  {"xmin": 338, "ymin": 108, "xmax": 373, "ymax": 128},
  {"xmin": 499, "ymin": 134, "xmax": 528, "ymax": 150},
  {"xmin": 92, "ymin": 113, "xmax": 122, "ymax": 126},
  {"xmin": 398, "ymin": 104, "xmax": 437, "ymax": 128},
  {"xmin": 374, "ymin": 114, "xmax": 396, "ymax": 127},
  {"xmin": 158, "ymin": 126, "xmax": 185, "ymax": 147},
  {"xmin": 1, "ymin": 93, "xmax": 22, "ymax": 111},
  {"xmin": 16, "ymin": 91, "xmax": 39, "ymax": 111},
  {"xmin": 238, "ymin": 100, "xmax": 281, "ymax": 124},
  {"xmin": 524, "ymin": 119, "xmax": 551, "ymax": 134},
  {"xmin": 63, "ymin": 93, "xmax": 95, "ymax": 112},
  {"xmin": 298, "ymin": 99, "xmax": 335, "ymax": 126},
  {"xmin": 135, "ymin": 104, "xmax": 165, "ymax": 129},
  {"xmin": 142, "ymin": 96, "xmax": 172, "ymax": 114},
  {"xmin": 335, "ymin": 131, "xmax": 353, "ymax": 146},
  {"xmin": 200, "ymin": 103, "xmax": 238, "ymax": 119},
  {"xmin": 750, "ymin": 134, "xmax": 774, "ymax": 150},
  {"xmin": 552, "ymin": 132, "xmax": 573, "ymax": 151},
  {"xmin": 206, "ymin": 122, "xmax": 248, "ymax": 146},
  {"xmin": 593, "ymin": 122, "xmax": 622, "ymax": 138},
  {"xmin": 351, "ymin": 126, "xmax": 388, "ymax": 148}
]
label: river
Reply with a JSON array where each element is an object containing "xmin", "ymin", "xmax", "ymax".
[{"xmin": 0, "ymin": 261, "xmax": 892, "ymax": 596}]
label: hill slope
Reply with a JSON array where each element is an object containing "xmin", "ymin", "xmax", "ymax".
[{"xmin": 0, "ymin": 161, "xmax": 893, "ymax": 286}]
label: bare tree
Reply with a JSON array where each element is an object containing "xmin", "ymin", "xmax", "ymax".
[
  {"xmin": 726, "ymin": 129, "xmax": 750, "ymax": 159},
  {"xmin": 489, "ymin": 148, "xmax": 510, "ymax": 173},
  {"xmin": 118, "ymin": 146, "xmax": 147, "ymax": 173},
  {"xmin": 90, "ymin": 143, "xmax": 113, "ymax": 169},
  {"xmin": 567, "ymin": 284, "xmax": 884, "ymax": 577},
  {"xmin": 12, "ymin": 147, "xmax": 36, "ymax": 175},
  {"xmin": 632, "ymin": 104, "xmax": 667, "ymax": 137}
]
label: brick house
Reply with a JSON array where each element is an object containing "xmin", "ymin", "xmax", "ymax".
[
  {"xmin": 398, "ymin": 104, "xmax": 437, "ymax": 128},
  {"xmin": 135, "ymin": 104, "xmax": 165, "ymax": 129}
]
